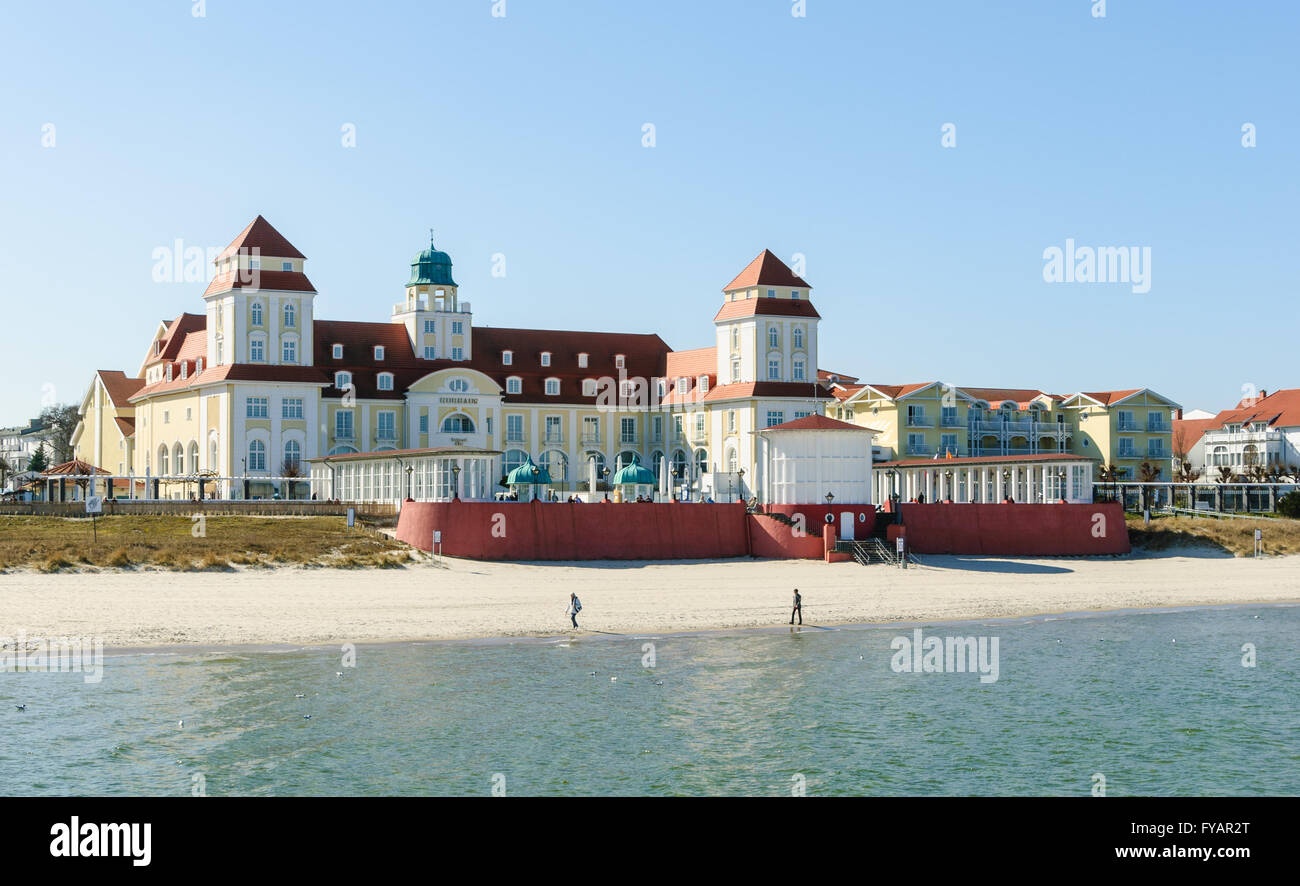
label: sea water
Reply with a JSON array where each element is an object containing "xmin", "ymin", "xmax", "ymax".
[{"xmin": 1, "ymin": 605, "xmax": 1295, "ymax": 796}]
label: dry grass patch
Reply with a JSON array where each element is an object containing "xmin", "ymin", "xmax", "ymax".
[
  {"xmin": 1127, "ymin": 513, "xmax": 1300, "ymax": 557},
  {"xmin": 0, "ymin": 515, "xmax": 411, "ymax": 571}
]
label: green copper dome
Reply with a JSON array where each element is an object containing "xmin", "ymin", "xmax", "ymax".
[
  {"xmin": 407, "ymin": 232, "xmax": 457, "ymax": 287},
  {"xmin": 507, "ymin": 457, "xmax": 551, "ymax": 486},
  {"xmin": 611, "ymin": 454, "xmax": 656, "ymax": 486}
]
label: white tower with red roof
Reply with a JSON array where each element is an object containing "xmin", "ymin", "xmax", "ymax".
[{"xmin": 203, "ymin": 216, "xmax": 316, "ymax": 369}]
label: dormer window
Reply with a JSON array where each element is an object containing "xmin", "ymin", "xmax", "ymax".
[
  {"xmin": 249, "ymin": 257, "xmax": 260, "ymax": 270},
  {"xmin": 540, "ymin": 351, "xmax": 552, "ymax": 367},
  {"xmin": 374, "ymin": 345, "xmax": 385, "ymax": 361},
  {"xmin": 582, "ymin": 379, "xmax": 597, "ymax": 396},
  {"xmin": 502, "ymin": 350, "xmax": 513, "ymax": 365},
  {"xmin": 332, "ymin": 344, "xmax": 343, "ymax": 359},
  {"xmin": 656, "ymin": 378, "xmax": 667, "ymax": 398},
  {"xmin": 578, "ymin": 353, "xmax": 588, "ymax": 368},
  {"xmin": 282, "ymin": 261, "xmax": 292, "ymax": 271},
  {"xmin": 335, "ymin": 371, "xmax": 352, "ymax": 389},
  {"xmin": 377, "ymin": 372, "xmax": 394, "ymax": 391},
  {"xmin": 506, "ymin": 376, "xmax": 522, "ymax": 395},
  {"xmin": 545, "ymin": 378, "xmax": 561, "ymax": 396},
  {"xmin": 697, "ymin": 375, "xmax": 709, "ymax": 393},
  {"xmin": 615, "ymin": 354, "xmax": 625, "ymax": 369},
  {"xmin": 180, "ymin": 362, "xmax": 188, "ymax": 380},
  {"xmin": 791, "ymin": 290, "xmax": 801, "ymax": 299},
  {"xmin": 767, "ymin": 289, "xmax": 776, "ymax": 298},
  {"xmin": 196, "ymin": 357, "xmax": 204, "ymax": 372},
  {"xmin": 165, "ymin": 364, "xmax": 173, "ymax": 382},
  {"xmin": 251, "ymin": 302, "xmax": 263, "ymax": 326}
]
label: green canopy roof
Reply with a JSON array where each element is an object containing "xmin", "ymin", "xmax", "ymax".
[
  {"xmin": 507, "ymin": 457, "xmax": 551, "ymax": 485},
  {"xmin": 407, "ymin": 232, "xmax": 457, "ymax": 287},
  {"xmin": 611, "ymin": 454, "xmax": 656, "ymax": 486}
]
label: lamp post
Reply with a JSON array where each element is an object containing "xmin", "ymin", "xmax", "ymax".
[
  {"xmin": 452, "ymin": 463, "xmax": 462, "ymax": 500},
  {"xmin": 735, "ymin": 467, "xmax": 745, "ymax": 503},
  {"xmin": 1002, "ymin": 468, "xmax": 1011, "ymax": 503},
  {"xmin": 825, "ymin": 491, "xmax": 834, "ymax": 507},
  {"xmin": 944, "ymin": 469, "xmax": 954, "ymax": 503},
  {"xmin": 404, "ymin": 464, "xmax": 414, "ymax": 501}
]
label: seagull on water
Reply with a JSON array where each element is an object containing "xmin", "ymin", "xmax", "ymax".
[
  {"xmin": 295, "ymin": 694, "xmax": 305, "ymax": 698},
  {"xmin": 178, "ymin": 719, "xmax": 183, "ymax": 727},
  {"xmin": 304, "ymin": 715, "xmax": 312, "ymax": 720},
  {"xmin": 336, "ymin": 672, "xmax": 343, "ymax": 677},
  {"xmin": 15, "ymin": 704, "xmax": 26, "ymax": 712}
]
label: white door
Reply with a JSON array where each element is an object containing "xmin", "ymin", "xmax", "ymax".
[{"xmin": 839, "ymin": 510, "xmax": 854, "ymax": 541}]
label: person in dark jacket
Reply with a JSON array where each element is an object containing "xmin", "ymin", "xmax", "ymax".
[{"xmin": 790, "ymin": 589, "xmax": 802, "ymax": 625}]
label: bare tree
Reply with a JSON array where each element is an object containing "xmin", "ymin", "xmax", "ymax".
[{"xmin": 38, "ymin": 404, "xmax": 81, "ymax": 464}]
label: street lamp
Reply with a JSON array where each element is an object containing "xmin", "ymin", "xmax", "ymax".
[
  {"xmin": 825, "ymin": 491, "xmax": 835, "ymax": 506},
  {"xmin": 736, "ymin": 467, "xmax": 745, "ymax": 503},
  {"xmin": 404, "ymin": 464, "xmax": 414, "ymax": 501},
  {"xmin": 1002, "ymin": 469, "xmax": 1012, "ymax": 503},
  {"xmin": 451, "ymin": 463, "xmax": 462, "ymax": 500}
]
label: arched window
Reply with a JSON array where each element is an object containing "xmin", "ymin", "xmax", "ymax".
[
  {"xmin": 585, "ymin": 451, "xmax": 606, "ymax": 478},
  {"xmin": 616, "ymin": 450, "xmax": 638, "ymax": 471},
  {"xmin": 248, "ymin": 439, "xmax": 267, "ymax": 472},
  {"xmin": 540, "ymin": 450, "xmax": 568, "ymax": 483},
  {"xmin": 173, "ymin": 442, "xmax": 185, "ymax": 475},
  {"xmin": 793, "ymin": 327, "xmax": 804, "ymax": 350},
  {"xmin": 448, "ymin": 378, "xmax": 470, "ymax": 393},
  {"xmin": 670, "ymin": 449, "xmax": 689, "ymax": 479},
  {"xmin": 1212, "ymin": 445, "xmax": 1227, "ymax": 466},
  {"xmin": 158, "ymin": 445, "xmax": 169, "ymax": 475},
  {"xmin": 284, "ymin": 439, "xmax": 301, "ymax": 472},
  {"xmin": 441, "ymin": 414, "xmax": 476, "ymax": 434},
  {"xmin": 768, "ymin": 326, "xmax": 779, "ymax": 349},
  {"xmin": 250, "ymin": 302, "xmax": 263, "ymax": 326},
  {"xmin": 188, "ymin": 441, "xmax": 199, "ymax": 475},
  {"xmin": 209, "ymin": 437, "xmax": 219, "ymax": 473},
  {"xmin": 650, "ymin": 450, "xmax": 665, "ymax": 482},
  {"xmin": 695, "ymin": 448, "xmax": 709, "ymax": 476},
  {"xmin": 726, "ymin": 447, "xmax": 738, "ymax": 472},
  {"xmin": 503, "ymin": 449, "xmax": 529, "ymax": 477},
  {"xmin": 283, "ymin": 303, "xmax": 296, "ymax": 327}
]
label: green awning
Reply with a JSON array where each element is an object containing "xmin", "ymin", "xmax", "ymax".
[
  {"xmin": 611, "ymin": 454, "xmax": 656, "ymax": 486},
  {"xmin": 507, "ymin": 457, "xmax": 552, "ymax": 485}
]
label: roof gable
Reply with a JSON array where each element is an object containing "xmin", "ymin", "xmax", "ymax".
[
  {"xmin": 723, "ymin": 249, "xmax": 810, "ymax": 291},
  {"xmin": 216, "ymin": 215, "xmax": 306, "ymax": 261}
]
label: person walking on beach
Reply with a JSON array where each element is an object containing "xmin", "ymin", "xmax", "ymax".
[
  {"xmin": 790, "ymin": 588, "xmax": 802, "ymax": 625},
  {"xmin": 567, "ymin": 593, "xmax": 582, "ymax": 629}
]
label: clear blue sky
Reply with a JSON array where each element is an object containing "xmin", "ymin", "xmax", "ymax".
[{"xmin": 2, "ymin": 0, "xmax": 1296, "ymax": 423}]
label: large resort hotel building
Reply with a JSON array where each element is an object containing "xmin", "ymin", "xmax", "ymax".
[{"xmin": 71, "ymin": 216, "xmax": 1176, "ymax": 507}]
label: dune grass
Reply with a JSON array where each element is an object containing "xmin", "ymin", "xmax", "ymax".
[
  {"xmin": 0, "ymin": 515, "xmax": 414, "ymax": 572},
  {"xmin": 1126, "ymin": 513, "xmax": 1300, "ymax": 557}
]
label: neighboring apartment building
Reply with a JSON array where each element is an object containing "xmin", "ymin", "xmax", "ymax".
[
  {"xmin": 0, "ymin": 419, "xmax": 55, "ymax": 494},
  {"xmin": 828, "ymin": 383, "xmax": 1178, "ymax": 481},
  {"xmin": 1173, "ymin": 389, "xmax": 1300, "ymax": 477}
]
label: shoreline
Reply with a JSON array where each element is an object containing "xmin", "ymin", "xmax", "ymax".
[
  {"xmin": 86, "ymin": 598, "xmax": 1300, "ymax": 657},
  {"xmin": 1, "ymin": 552, "xmax": 1297, "ymax": 651}
]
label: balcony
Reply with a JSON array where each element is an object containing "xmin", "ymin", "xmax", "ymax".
[
  {"xmin": 334, "ymin": 429, "xmax": 355, "ymax": 442},
  {"xmin": 1203, "ymin": 428, "xmax": 1283, "ymax": 445},
  {"xmin": 375, "ymin": 430, "xmax": 397, "ymax": 443},
  {"xmin": 620, "ymin": 435, "xmax": 639, "ymax": 446},
  {"xmin": 506, "ymin": 433, "xmax": 526, "ymax": 444},
  {"xmin": 581, "ymin": 432, "xmax": 601, "ymax": 446},
  {"xmin": 1117, "ymin": 420, "xmax": 1139, "ymax": 432},
  {"xmin": 906, "ymin": 415, "xmax": 935, "ymax": 428},
  {"xmin": 544, "ymin": 434, "xmax": 564, "ymax": 446},
  {"xmin": 941, "ymin": 416, "xmax": 963, "ymax": 427},
  {"xmin": 391, "ymin": 299, "xmax": 472, "ymax": 315},
  {"xmin": 1146, "ymin": 421, "xmax": 1167, "ymax": 433},
  {"xmin": 905, "ymin": 444, "xmax": 933, "ymax": 457}
]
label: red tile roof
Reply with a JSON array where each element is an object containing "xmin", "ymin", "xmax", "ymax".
[
  {"xmin": 959, "ymin": 387, "xmax": 1048, "ymax": 408},
  {"xmin": 723, "ymin": 249, "xmax": 810, "ymax": 291},
  {"xmin": 712, "ymin": 298, "xmax": 821, "ymax": 322},
  {"xmin": 665, "ymin": 346, "xmax": 717, "ymax": 379},
  {"xmin": 1194, "ymin": 389, "xmax": 1300, "ymax": 436},
  {"xmin": 216, "ymin": 216, "xmax": 306, "ymax": 262},
  {"xmin": 1172, "ymin": 416, "xmax": 1222, "ymax": 453},
  {"xmin": 97, "ymin": 370, "xmax": 146, "ymax": 407},
  {"xmin": 203, "ymin": 269, "xmax": 316, "ymax": 296},
  {"xmin": 699, "ymin": 381, "xmax": 832, "ymax": 403},
  {"xmin": 1077, "ymin": 389, "xmax": 1142, "ymax": 406},
  {"xmin": 114, "ymin": 417, "xmax": 136, "ymax": 437},
  {"xmin": 142, "ymin": 313, "xmax": 206, "ymax": 369},
  {"xmin": 818, "ymin": 369, "xmax": 858, "ymax": 384},
  {"xmin": 761, "ymin": 415, "xmax": 871, "ymax": 432}
]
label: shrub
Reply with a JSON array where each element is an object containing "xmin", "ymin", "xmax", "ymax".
[{"xmin": 1279, "ymin": 491, "xmax": 1300, "ymax": 519}]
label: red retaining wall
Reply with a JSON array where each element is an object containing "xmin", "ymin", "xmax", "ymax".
[
  {"xmin": 895, "ymin": 502, "xmax": 1130, "ymax": 556},
  {"xmin": 747, "ymin": 514, "xmax": 828, "ymax": 560},
  {"xmin": 397, "ymin": 500, "xmax": 750, "ymax": 561}
]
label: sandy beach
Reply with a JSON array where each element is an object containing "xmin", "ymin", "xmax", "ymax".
[{"xmin": 0, "ymin": 551, "xmax": 1297, "ymax": 649}]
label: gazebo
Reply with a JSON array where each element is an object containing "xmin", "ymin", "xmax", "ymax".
[
  {"xmin": 611, "ymin": 454, "xmax": 656, "ymax": 501},
  {"xmin": 506, "ymin": 457, "xmax": 552, "ymax": 501},
  {"xmin": 41, "ymin": 459, "xmax": 110, "ymax": 502}
]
